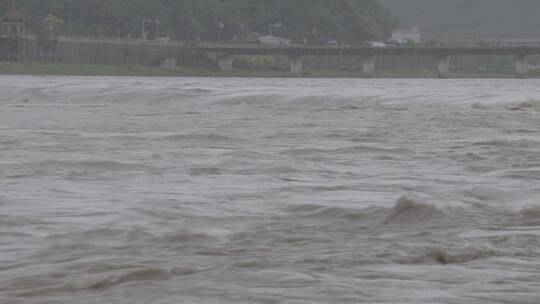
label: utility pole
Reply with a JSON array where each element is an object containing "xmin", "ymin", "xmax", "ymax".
[
  {"xmin": 269, "ymin": 22, "xmax": 282, "ymax": 36},
  {"xmin": 142, "ymin": 19, "xmax": 147, "ymax": 40},
  {"xmin": 142, "ymin": 19, "xmax": 159, "ymax": 41}
]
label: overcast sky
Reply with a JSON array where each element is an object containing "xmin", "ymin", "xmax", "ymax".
[{"xmin": 379, "ymin": 0, "xmax": 540, "ymax": 39}]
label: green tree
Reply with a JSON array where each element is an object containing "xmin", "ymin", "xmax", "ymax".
[
  {"xmin": 0, "ymin": 0, "xmax": 393, "ymax": 43},
  {"xmin": 42, "ymin": 13, "xmax": 64, "ymax": 38}
]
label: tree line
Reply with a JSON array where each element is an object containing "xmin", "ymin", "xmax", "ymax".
[{"xmin": 1, "ymin": 0, "xmax": 394, "ymax": 43}]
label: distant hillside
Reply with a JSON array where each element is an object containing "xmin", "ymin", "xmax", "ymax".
[
  {"xmin": 0, "ymin": 0, "xmax": 392, "ymax": 43},
  {"xmin": 378, "ymin": 0, "xmax": 540, "ymax": 40}
]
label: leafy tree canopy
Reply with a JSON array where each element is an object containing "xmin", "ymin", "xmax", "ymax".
[{"xmin": 1, "ymin": 0, "xmax": 393, "ymax": 43}]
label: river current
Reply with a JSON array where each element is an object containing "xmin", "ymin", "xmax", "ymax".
[{"xmin": 1, "ymin": 76, "xmax": 540, "ymax": 304}]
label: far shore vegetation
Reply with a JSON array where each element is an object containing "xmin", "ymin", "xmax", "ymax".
[{"xmin": 0, "ymin": 1, "xmax": 393, "ymax": 44}]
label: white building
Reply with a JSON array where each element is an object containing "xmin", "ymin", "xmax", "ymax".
[
  {"xmin": 259, "ymin": 35, "xmax": 290, "ymax": 46},
  {"xmin": 391, "ymin": 28, "xmax": 421, "ymax": 44}
]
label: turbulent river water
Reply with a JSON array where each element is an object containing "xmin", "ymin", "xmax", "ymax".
[{"xmin": 1, "ymin": 76, "xmax": 540, "ymax": 304}]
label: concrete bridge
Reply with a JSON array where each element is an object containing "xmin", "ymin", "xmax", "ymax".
[
  {"xmin": 194, "ymin": 42, "xmax": 540, "ymax": 78},
  {"xmin": 18, "ymin": 36, "xmax": 540, "ymax": 78}
]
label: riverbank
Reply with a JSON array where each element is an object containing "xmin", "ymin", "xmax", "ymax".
[{"xmin": 0, "ymin": 61, "xmax": 538, "ymax": 78}]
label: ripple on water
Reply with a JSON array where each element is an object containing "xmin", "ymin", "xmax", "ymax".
[{"xmin": 2, "ymin": 77, "xmax": 540, "ymax": 303}]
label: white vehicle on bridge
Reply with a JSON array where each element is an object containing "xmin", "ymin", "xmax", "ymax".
[
  {"xmin": 259, "ymin": 35, "xmax": 290, "ymax": 47},
  {"xmin": 154, "ymin": 37, "xmax": 170, "ymax": 43},
  {"xmin": 363, "ymin": 41, "xmax": 387, "ymax": 48}
]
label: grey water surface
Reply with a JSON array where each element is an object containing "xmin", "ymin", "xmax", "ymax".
[{"xmin": 1, "ymin": 76, "xmax": 540, "ymax": 304}]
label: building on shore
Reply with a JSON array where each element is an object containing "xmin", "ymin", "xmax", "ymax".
[
  {"xmin": 1, "ymin": 5, "xmax": 28, "ymax": 37},
  {"xmin": 390, "ymin": 27, "xmax": 421, "ymax": 44},
  {"xmin": 1, "ymin": 5, "xmax": 28, "ymax": 61}
]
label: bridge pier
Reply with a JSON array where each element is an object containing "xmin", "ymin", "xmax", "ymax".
[
  {"xmin": 161, "ymin": 56, "xmax": 177, "ymax": 69},
  {"xmin": 289, "ymin": 55, "xmax": 304, "ymax": 76},
  {"xmin": 437, "ymin": 55, "xmax": 451, "ymax": 78},
  {"xmin": 362, "ymin": 56, "xmax": 376, "ymax": 77},
  {"xmin": 217, "ymin": 56, "xmax": 233, "ymax": 72},
  {"xmin": 205, "ymin": 52, "xmax": 234, "ymax": 72},
  {"xmin": 514, "ymin": 55, "xmax": 528, "ymax": 78}
]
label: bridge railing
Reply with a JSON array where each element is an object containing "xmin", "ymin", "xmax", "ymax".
[
  {"xmin": 382, "ymin": 41, "xmax": 540, "ymax": 49},
  {"xmin": 22, "ymin": 35, "xmax": 540, "ymax": 50}
]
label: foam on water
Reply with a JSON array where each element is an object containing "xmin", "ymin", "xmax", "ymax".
[{"xmin": 1, "ymin": 76, "xmax": 540, "ymax": 304}]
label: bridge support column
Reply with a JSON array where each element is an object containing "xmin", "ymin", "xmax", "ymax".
[
  {"xmin": 289, "ymin": 55, "xmax": 304, "ymax": 76},
  {"xmin": 362, "ymin": 56, "xmax": 376, "ymax": 77},
  {"xmin": 514, "ymin": 55, "xmax": 528, "ymax": 78},
  {"xmin": 206, "ymin": 52, "xmax": 234, "ymax": 72},
  {"xmin": 437, "ymin": 55, "xmax": 451, "ymax": 78},
  {"xmin": 161, "ymin": 56, "xmax": 177, "ymax": 69},
  {"xmin": 218, "ymin": 56, "xmax": 233, "ymax": 72}
]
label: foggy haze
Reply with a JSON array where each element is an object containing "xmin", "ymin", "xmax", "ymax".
[{"xmin": 379, "ymin": 0, "xmax": 540, "ymax": 39}]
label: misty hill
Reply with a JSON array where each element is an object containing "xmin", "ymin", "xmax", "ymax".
[
  {"xmin": 1, "ymin": 0, "xmax": 392, "ymax": 43},
  {"xmin": 379, "ymin": 0, "xmax": 540, "ymax": 40}
]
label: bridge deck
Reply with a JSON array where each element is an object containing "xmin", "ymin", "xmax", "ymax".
[
  {"xmin": 196, "ymin": 44, "xmax": 540, "ymax": 56},
  {"xmin": 22, "ymin": 35, "xmax": 540, "ymax": 57}
]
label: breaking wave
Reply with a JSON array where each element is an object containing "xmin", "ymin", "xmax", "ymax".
[
  {"xmin": 401, "ymin": 246, "xmax": 499, "ymax": 265},
  {"xmin": 382, "ymin": 196, "xmax": 445, "ymax": 225},
  {"xmin": 5, "ymin": 265, "xmax": 205, "ymax": 298}
]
